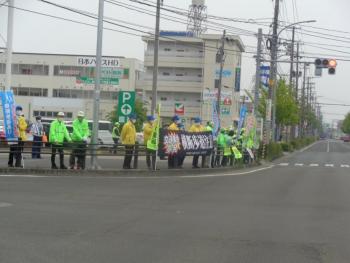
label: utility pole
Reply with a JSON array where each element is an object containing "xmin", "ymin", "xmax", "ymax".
[
  {"xmin": 90, "ymin": 0, "xmax": 104, "ymax": 170},
  {"xmin": 289, "ymin": 27, "xmax": 295, "ymax": 87},
  {"xmin": 301, "ymin": 63, "xmax": 308, "ymax": 137},
  {"xmin": 217, "ymin": 29, "xmax": 226, "ymax": 128},
  {"xmin": 151, "ymin": 0, "xmax": 162, "ymax": 115},
  {"xmin": 254, "ymin": 28, "xmax": 263, "ymax": 117},
  {"xmin": 294, "ymin": 42, "xmax": 300, "ymax": 137},
  {"xmin": 269, "ymin": 0, "xmax": 280, "ymax": 142},
  {"xmin": 5, "ymin": 0, "xmax": 14, "ymax": 91}
]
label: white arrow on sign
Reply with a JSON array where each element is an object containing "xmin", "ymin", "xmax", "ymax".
[{"xmin": 121, "ymin": 104, "xmax": 132, "ymax": 115}]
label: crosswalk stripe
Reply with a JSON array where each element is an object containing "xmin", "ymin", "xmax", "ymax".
[
  {"xmin": 278, "ymin": 163, "xmax": 289, "ymax": 166},
  {"xmin": 325, "ymin": 164, "xmax": 334, "ymax": 167},
  {"xmin": 341, "ymin": 164, "xmax": 350, "ymax": 168},
  {"xmin": 310, "ymin": 164, "xmax": 319, "ymax": 167},
  {"xmin": 295, "ymin": 163, "xmax": 304, "ymax": 167}
]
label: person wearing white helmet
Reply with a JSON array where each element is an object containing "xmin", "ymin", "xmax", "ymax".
[
  {"xmin": 49, "ymin": 112, "xmax": 71, "ymax": 169},
  {"xmin": 69, "ymin": 111, "xmax": 90, "ymax": 170}
]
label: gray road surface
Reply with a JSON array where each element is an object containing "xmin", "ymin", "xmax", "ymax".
[{"xmin": 1, "ymin": 139, "xmax": 350, "ymax": 262}]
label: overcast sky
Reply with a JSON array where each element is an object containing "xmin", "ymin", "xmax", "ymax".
[{"xmin": 1, "ymin": 0, "xmax": 350, "ymax": 123}]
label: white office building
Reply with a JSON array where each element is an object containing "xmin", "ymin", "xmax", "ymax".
[
  {"xmin": 140, "ymin": 31, "xmax": 245, "ymax": 127},
  {"xmin": 0, "ymin": 52, "xmax": 143, "ymax": 121}
]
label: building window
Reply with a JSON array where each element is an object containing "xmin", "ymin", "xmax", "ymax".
[
  {"xmin": 164, "ymin": 48, "xmax": 171, "ymax": 51},
  {"xmin": 12, "ymin": 87, "xmax": 48, "ymax": 97},
  {"xmin": 160, "ymin": 97, "xmax": 167, "ymax": 101},
  {"xmin": 162, "ymin": 72, "xmax": 170, "ymax": 76},
  {"xmin": 0, "ymin": 63, "xmax": 5, "ymax": 74},
  {"xmin": 53, "ymin": 65, "xmax": 95, "ymax": 77},
  {"xmin": 176, "ymin": 74, "xmax": 184, "ymax": 76},
  {"xmin": 33, "ymin": 111, "xmax": 73, "ymax": 119},
  {"xmin": 177, "ymin": 50, "xmax": 185, "ymax": 52},
  {"xmin": 12, "ymin": 64, "xmax": 49, "ymax": 76}
]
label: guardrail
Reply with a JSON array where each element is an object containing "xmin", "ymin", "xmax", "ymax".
[{"xmin": 0, "ymin": 140, "xmax": 258, "ymax": 171}]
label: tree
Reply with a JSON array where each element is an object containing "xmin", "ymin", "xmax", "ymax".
[
  {"xmin": 106, "ymin": 98, "xmax": 147, "ymax": 132},
  {"xmin": 342, "ymin": 113, "xmax": 350, "ymax": 134},
  {"xmin": 275, "ymin": 80, "xmax": 299, "ymax": 127}
]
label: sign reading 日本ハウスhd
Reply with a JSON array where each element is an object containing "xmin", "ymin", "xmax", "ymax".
[{"xmin": 77, "ymin": 57, "xmax": 121, "ymax": 68}]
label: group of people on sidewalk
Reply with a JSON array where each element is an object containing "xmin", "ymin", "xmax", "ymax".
[{"xmin": 6, "ymin": 106, "xmax": 252, "ymax": 171}]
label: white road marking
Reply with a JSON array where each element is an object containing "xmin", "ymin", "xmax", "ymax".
[
  {"xmin": 278, "ymin": 163, "xmax": 289, "ymax": 166},
  {"xmin": 310, "ymin": 164, "xmax": 319, "ymax": 167},
  {"xmin": 0, "ymin": 202, "xmax": 13, "ymax": 208},
  {"xmin": 341, "ymin": 164, "xmax": 350, "ymax": 168},
  {"xmin": 327, "ymin": 140, "xmax": 330, "ymax": 153},
  {"xmin": 0, "ymin": 166, "xmax": 275, "ymax": 180},
  {"xmin": 295, "ymin": 163, "xmax": 304, "ymax": 167},
  {"xmin": 300, "ymin": 141, "xmax": 319, "ymax": 152},
  {"xmin": 325, "ymin": 164, "xmax": 334, "ymax": 167}
]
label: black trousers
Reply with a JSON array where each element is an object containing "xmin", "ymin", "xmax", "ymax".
[
  {"xmin": 8, "ymin": 139, "xmax": 24, "ymax": 167},
  {"xmin": 123, "ymin": 145, "xmax": 134, "ymax": 169},
  {"xmin": 168, "ymin": 155, "xmax": 178, "ymax": 169},
  {"xmin": 192, "ymin": 155, "xmax": 200, "ymax": 167},
  {"xmin": 51, "ymin": 144, "xmax": 65, "ymax": 167},
  {"xmin": 146, "ymin": 148, "xmax": 156, "ymax": 169},
  {"xmin": 69, "ymin": 142, "xmax": 87, "ymax": 169},
  {"xmin": 113, "ymin": 137, "xmax": 119, "ymax": 153},
  {"xmin": 32, "ymin": 135, "xmax": 42, "ymax": 158}
]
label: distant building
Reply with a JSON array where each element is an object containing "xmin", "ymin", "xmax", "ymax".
[
  {"xmin": 0, "ymin": 52, "xmax": 143, "ymax": 120},
  {"xmin": 139, "ymin": 31, "xmax": 245, "ymax": 127}
]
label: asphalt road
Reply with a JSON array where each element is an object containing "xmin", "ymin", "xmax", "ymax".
[{"xmin": 1, "ymin": 139, "xmax": 350, "ymax": 262}]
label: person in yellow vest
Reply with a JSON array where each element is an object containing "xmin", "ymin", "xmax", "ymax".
[
  {"xmin": 143, "ymin": 115, "xmax": 156, "ymax": 170},
  {"xmin": 8, "ymin": 105, "xmax": 27, "ymax": 168},
  {"xmin": 167, "ymin": 115, "xmax": 180, "ymax": 169},
  {"xmin": 121, "ymin": 113, "xmax": 137, "ymax": 169},
  {"xmin": 189, "ymin": 117, "xmax": 205, "ymax": 168}
]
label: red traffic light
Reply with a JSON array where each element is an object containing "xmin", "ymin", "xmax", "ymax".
[{"xmin": 328, "ymin": 59, "xmax": 337, "ymax": 68}]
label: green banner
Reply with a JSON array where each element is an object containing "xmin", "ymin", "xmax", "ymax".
[{"xmin": 76, "ymin": 76, "xmax": 119, "ymax": 85}]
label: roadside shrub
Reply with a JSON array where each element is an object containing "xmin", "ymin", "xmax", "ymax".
[
  {"xmin": 280, "ymin": 142, "xmax": 294, "ymax": 152},
  {"xmin": 266, "ymin": 142, "xmax": 283, "ymax": 161}
]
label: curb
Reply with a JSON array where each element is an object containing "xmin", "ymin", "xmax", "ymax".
[{"xmin": 0, "ymin": 163, "xmax": 262, "ymax": 177}]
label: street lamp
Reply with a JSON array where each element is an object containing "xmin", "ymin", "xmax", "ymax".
[{"xmin": 270, "ymin": 20, "xmax": 316, "ymax": 142}]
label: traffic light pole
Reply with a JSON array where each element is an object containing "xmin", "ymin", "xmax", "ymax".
[{"xmin": 269, "ymin": 0, "xmax": 280, "ymax": 142}]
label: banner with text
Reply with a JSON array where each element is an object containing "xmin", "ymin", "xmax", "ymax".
[
  {"xmin": 0, "ymin": 91, "xmax": 18, "ymax": 141},
  {"xmin": 159, "ymin": 129, "xmax": 214, "ymax": 156}
]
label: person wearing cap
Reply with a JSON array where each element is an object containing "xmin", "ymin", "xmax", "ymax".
[
  {"xmin": 8, "ymin": 105, "xmax": 27, "ymax": 168},
  {"xmin": 167, "ymin": 115, "xmax": 181, "ymax": 169},
  {"xmin": 69, "ymin": 111, "xmax": 90, "ymax": 170},
  {"xmin": 31, "ymin": 115, "xmax": 44, "ymax": 159},
  {"xmin": 121, "ymin": 113, "xmax": 137, "ymax": 169},
  {"xmin": 49, "ymin": 112, "xmax": 72, "ymax": 169},
  {"xmin": 143, "ymin": 115, "xmax": 156, "ymax": 170},
  {"xmin": 112, "ymin": 122, "xmax": 121, "ymax": 154},
  {"xmin": 189, "ymin": 117, "xmax": 205, "ymax": 168}
]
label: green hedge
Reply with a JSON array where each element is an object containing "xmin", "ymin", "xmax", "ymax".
[{"xmin": 259, "ymin": 137, "xmax": 316, "ymax": 161}]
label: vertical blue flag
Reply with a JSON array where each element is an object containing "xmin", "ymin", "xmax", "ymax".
[
  {"xmin": 0, "ymin": 91, "xmax": 18, "ymax": 141},
  {"xmin": 237, "ymin": 104, "xmax": 248, "ymax": 138}
]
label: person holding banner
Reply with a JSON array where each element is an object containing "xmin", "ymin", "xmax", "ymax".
[
  {"xmin": 189, "ymin": 117, "xmax": 205, "ymax": 169},
  {"xmin": 8, "ymin": 105, "xmax": 27, "ymax": 168},
  {"xmin": 121, "ymin": 113, "xmax": 137, "ymax": 169},
  {"xmin": 143, "ymin": 115, "xmax": 156, "ymax": 170},
  {"xmin": 167, "ymin": 115, "xmax": 181, "ymax": 169}
]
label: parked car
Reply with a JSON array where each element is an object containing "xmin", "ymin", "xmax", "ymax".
[{"xmin": 341, "ymin": 135, "xmax": 350, "ymax": 142}]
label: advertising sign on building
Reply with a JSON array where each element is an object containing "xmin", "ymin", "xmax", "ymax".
[
  {"xmin": 174, "ymin": 103, "xmax": 185, "ymax": 115},
  {"xmin": 215, "ymin": 69, "xmax": 233, "ymax": 78},
  {"xmin": 117, "ymin": 91, "xmax": 135, "ymax": 123},
  {"xmin": 77, "ymin": 57, "xmax": 121, "ymax": 67},
  {"xmin": 203, "ymin": 90, "xmax": 232, "ymax": 105},
  {"xmin": 0, "ymin": 91, "xmax": 17, "ymax": 141}
]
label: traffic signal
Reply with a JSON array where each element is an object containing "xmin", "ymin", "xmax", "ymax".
[{"xmin": 314, "ymin": 58, "xmax": 337, "ymax": 75}]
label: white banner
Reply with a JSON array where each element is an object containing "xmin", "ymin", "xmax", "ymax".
[{"xmin": 203, "ymin": 90, "xmax": 233, "ymax": 105}]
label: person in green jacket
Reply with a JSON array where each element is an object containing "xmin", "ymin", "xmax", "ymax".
[
  {"xmin": 112, "ymin": 122, "xmax": 120, "ymax": 154},
  {"xmin": 50, "ymin": 112, "xmax": 72, "ymax": 169},
  {"xmin": 215, "ymin": 128, "xmax": 226, "ymax": 167},
  {"xmin": 69, "ymin": 111, "xmax": 90, "ymax": 170}
]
